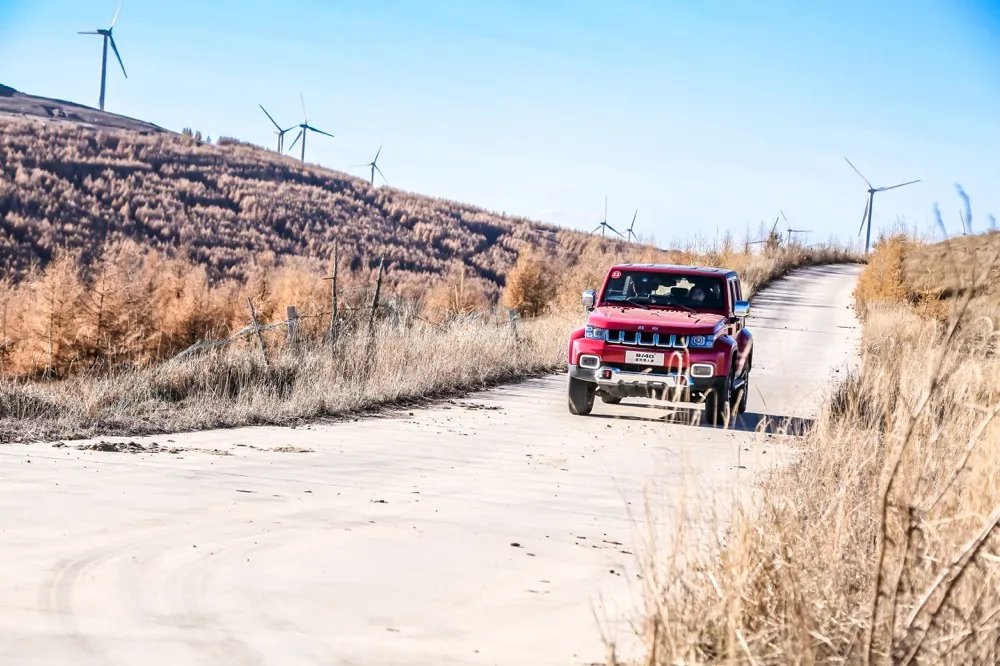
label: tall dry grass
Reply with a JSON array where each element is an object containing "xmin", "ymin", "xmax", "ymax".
[
  {"xmin": 0, "ymin": 313, "xmax": 570, "ymax": 442},
  {"xmin": 635, "ymin": 232, "xmax": 1000, "ymax": 664},
  {"xmin": 0, "ymin": 238, "xmax": 856, "ymax": 378},
  {"xmin": 0, "ymin": 238, "xmax": 857, "ymax": 441}
]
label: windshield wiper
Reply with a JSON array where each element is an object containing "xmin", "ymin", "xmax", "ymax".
[
  {"xmin": 618, "ymin": 297, "xmax": 651, "ymax": 310},
  {"xmin": 663, "ymin": 303, "xmax": 695, "ymax": 313}
]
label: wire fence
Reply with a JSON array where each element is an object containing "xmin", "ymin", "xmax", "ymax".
[{"xmin": 168, "ymin": 287, "xmax": 520, "ymax": 368}]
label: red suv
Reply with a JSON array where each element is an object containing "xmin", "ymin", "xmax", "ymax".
[{"xmin": 567, "ymin": 264, "xmax": 753, "ymax": 424}]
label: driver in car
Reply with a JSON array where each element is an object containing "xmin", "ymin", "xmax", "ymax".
[{"xmin": 689, "ymin": 286, "xmax": 706, "ymax": 306}]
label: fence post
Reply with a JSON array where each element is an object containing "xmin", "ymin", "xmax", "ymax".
[
  {"xmin": 368, "ymin": 256, "xmax": 384, "ymax": 338},
  {"xmin": 328, "ymin": 240, "xmax": 338, "ymax": 347},
  {"xmin": 246, "ymin": 297, "xmax": 268, "ymax": 366},
  {"xmin": 286, "ymin": 305, "xmax": 299, "ymax": 349},
  {"xmin": 507, "ymin": 308, "xmax": 520, "ymax": 340}
]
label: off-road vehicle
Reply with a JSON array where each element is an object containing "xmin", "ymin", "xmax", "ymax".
[{"xmin": 567, "ymin": 264, "xmax": 753, "ymax": 424}]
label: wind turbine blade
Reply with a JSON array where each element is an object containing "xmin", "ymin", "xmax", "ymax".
[
  {"xmin": 605, "ymin": 223, "xmax": 624, "ymax": 238},
  {"xmin": 307, "ymin": 126, "xmax": 334, "ymax": 139},
  {"xmin": 78, "ymin": 30, "xmax": 101, "ymax": 34},
  {"xmin": 770, "ymin": 216, "xmax": 779, "ymax": 235},
  {"xmin": 374, "ymin": 144, "xmax": 382, "ymax": 162},
  {"xmin": 259, "ymin": 104, "xmax": 282, "ymax": 131},
  {"xmin": 844, "ymin": 157, "xmax": 872, "ymax": 189},
  {"xmin": 300, "ymin": 92, "xmax": 307, "ymax": 121},
  {"xmin": 603, "ymin": 196, "xmax": 608, "ymax": 223},
  {"xmin": 110, "ymin": 0, "xmax": 124, "ymax": 28},
  {"xmin": 592, "ymin": 224, "xmax": 603, "ymax": 234},
  {"xmin": 780, "ymin": 209, "xmax": 790, "ymax": 226},
  {"xmin": 108, "ymin": 35, "xmax": 127, "ymax": 77},
  {"xmin": 374, "ymin": 164, "xmax": 387, "ymax": 184},
  {"xmin": 859, "ymin": 198, "xmax": 870, "ymax": 236},
  {"xmin": 288, "ymin": 130, "xmax": 302, "ymax": 152},
  {"xmin": 629, "ymin": 209, "xmax": 637, "ymax": 230},
  {"xmin": 876, "ymin": 179, "xmax": 920, "ymax": 192}
]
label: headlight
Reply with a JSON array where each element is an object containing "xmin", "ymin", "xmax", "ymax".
[
  {"xmin": 585, "ymin": 325, "xmax": 608, "ymax": 341},
  {"xmin": 688, "ymin": 335, "xmax": 715, "ymax": 349}
]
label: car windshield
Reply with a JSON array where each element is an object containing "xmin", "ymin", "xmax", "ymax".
[{"xmin": 602, "ymin": 270, "xmax": 726, "ymax": 310}]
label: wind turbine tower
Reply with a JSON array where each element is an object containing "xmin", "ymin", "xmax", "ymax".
[
  {"xmin": 844, "ymin": 157, "xmax": 920, "ymax": 253},
  {"xmin": 79, "ymin": 0, "xmax": 127, "ymax": 111},
  {"xmin": 592, "ymin": 197, "xmax": 624, "ymax": 239},
  {"xmin": 287, "ymin": 94, "xmax": 334, "ymax": 163}
]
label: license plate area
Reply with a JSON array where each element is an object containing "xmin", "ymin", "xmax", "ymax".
[{"xmin": 625, "ymin": 350, "xmax": 665, "ymax": 366}]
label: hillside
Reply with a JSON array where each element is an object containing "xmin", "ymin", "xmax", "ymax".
[
  {"xmin": 0, "ymin": 86, "xmax": 590, "ymax": 299},
  {"xmin": 0, "ymin": 83, "xmax": 165, "ymax": 133}
]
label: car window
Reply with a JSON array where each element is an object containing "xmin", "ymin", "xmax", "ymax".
[{"xmin": 603, "ymin": 271, "xmax": 726, "ymax": 309}]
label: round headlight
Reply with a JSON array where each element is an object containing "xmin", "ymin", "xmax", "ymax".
[{"xmin": 691, "ymin": 335, "xmax": 706, "ymax": 346}]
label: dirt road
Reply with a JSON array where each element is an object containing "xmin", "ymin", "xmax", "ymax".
[{"xmin": 0, "ymin": 264, "xmax": 861, "ymax": 665}]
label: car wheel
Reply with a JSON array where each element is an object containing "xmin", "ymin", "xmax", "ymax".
[
  {"xmin": 703, "ymin": 374, "xmax": 731, "ymax": 426},
  {"xmin": 732, "ymin": 372, "xmax": 749, "ymax": 415},
  {"xmin": 568, "ymin": 376, "xmax": 596, "ymax": 415}
]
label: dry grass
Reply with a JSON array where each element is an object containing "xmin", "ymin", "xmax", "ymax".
[
  {"xmin": 635, "ymin": 232, "xmax": 1000, "ymax": 664},
  {"xmin": 0, "ymin": 313, "xmax": 570, "ymax": 442},
  {"xmin": 0, "ymin": 236, "xmax": 856, "ymax": 377},
  {"xmin": 0, "ymin": 241, "xmax": 857, "ymax": 442}
]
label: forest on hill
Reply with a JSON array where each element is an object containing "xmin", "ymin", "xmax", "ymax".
[
  {"xmin": 0, "ymin": 117, "xmax": 591, "ymax": 299},
  {"xmin": 0, "ymin": 112, "xmax": 857, "ymax": 378}
]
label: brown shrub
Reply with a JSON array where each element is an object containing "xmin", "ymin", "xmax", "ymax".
[
  {"xmin": 423, "ymin": 263, "xmax": 490, "ymax": 320},
  {"xmin": 853, "ymin": 235, "xmax": 909, "ymax": 317},
  {"xmin": 501, "ymin": 250, "xmax": 556, "ymax": 317}
]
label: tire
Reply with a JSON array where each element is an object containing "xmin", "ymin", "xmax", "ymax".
[
  {"xmin": 568, "ymin": 376, "xmax": 596, "ymax": 415},
  {"xmin": 600, "ymin": 394, "xmax": 622, "ymax": 405},
  {"xmin": 732, "ymin": 372, "xmax": 750, "ymax": 415},
  {"xmin": 703, "ymin": 374, "xmax": 731, "ymax": 426}
]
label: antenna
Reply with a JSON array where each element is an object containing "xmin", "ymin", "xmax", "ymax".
[{"xmin": 844, "ymin": 157, "xmax": 920, "ymax": 253}]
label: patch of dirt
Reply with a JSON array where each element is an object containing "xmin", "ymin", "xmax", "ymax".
[
  {"xmin": 73, "ymin": 440, "xmax": 181, "ymax": 454},
  {"xmin": 0, "ymin": 84, "xmax": 167, "ymax": 133},
  {"xmin": 451, "ymin": 401, "xmax": 503, "ymax": 411}
]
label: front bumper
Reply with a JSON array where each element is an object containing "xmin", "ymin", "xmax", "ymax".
[
  {"xmin": 569, "ymin": 364, "xmax": 722, "ymax": 394},
  {"xmin": 572, "ymin": 336, "xmax": 728, "ymax": 371}
]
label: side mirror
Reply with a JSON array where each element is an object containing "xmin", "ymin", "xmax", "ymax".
[
  {"xmin": 582, "ymin": 289, "xmax": 596, "ymax": 311},
  {"xmin": 733, "ymin": 300, "xmax": 750, "ymax": 319}
]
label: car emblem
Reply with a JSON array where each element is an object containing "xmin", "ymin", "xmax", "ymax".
[{"xmin": 611, "ymin": 270, "xmax": 621, "ymax": 278}]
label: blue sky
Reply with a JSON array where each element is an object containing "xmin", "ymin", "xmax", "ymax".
[{"xmin": 2, "ymin": 1, "xmax": 998, "ymax": 247}]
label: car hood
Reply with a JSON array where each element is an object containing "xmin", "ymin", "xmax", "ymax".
[{"xmin": 588, "ymin": 306, "xmax": 726, "ymax": 334}]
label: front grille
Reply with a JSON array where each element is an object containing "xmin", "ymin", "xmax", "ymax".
[
  {"xmin": 618, "ymin": 363, "xmax": 684, "ymax": 374},
  {"xmin": 606, "ymin": 330, "xmax": 688, "ymax": 349}
]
